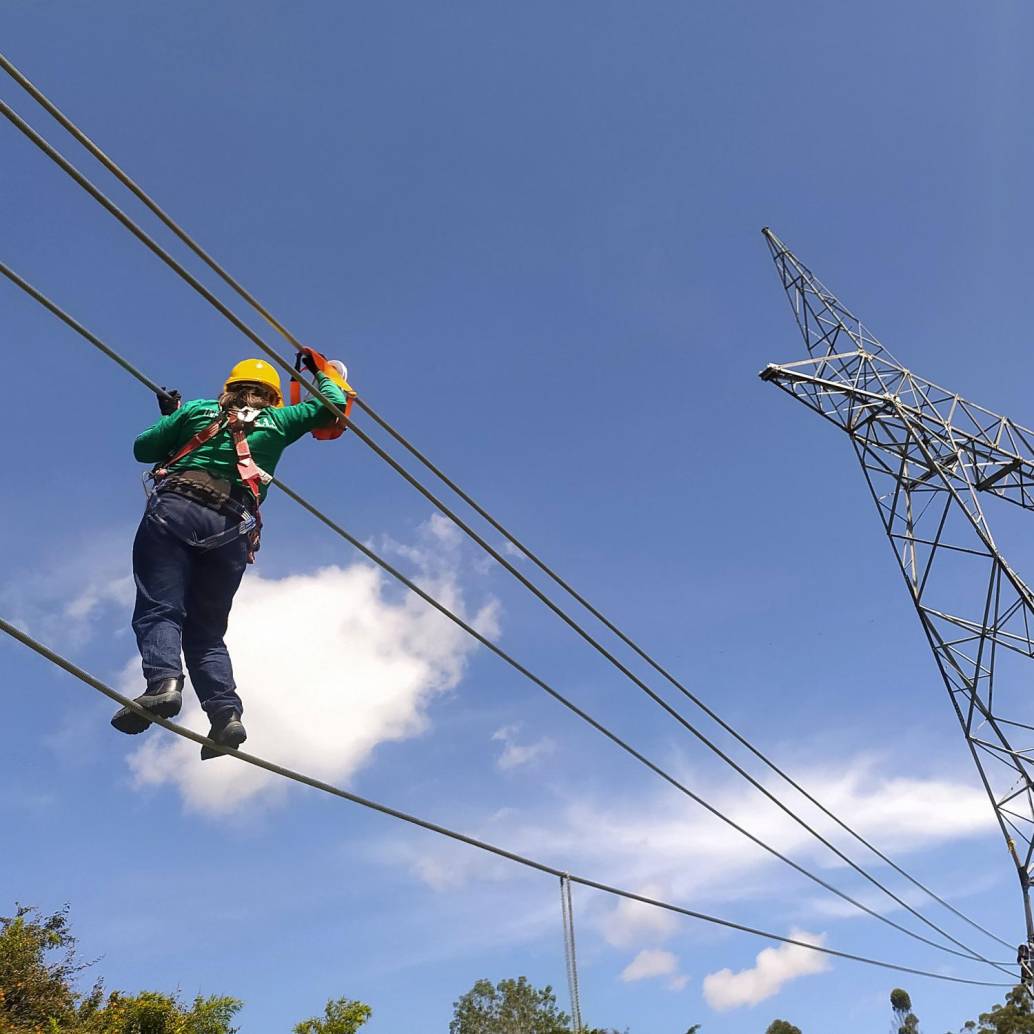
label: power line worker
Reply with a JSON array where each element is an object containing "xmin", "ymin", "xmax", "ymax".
[{"xmin": 111, "ymin": 356, "xmax": 350, "ymax": 759}]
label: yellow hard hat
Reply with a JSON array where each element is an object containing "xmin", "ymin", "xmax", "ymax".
[{"xmin": 224, "ymin": 358, "xmax": 283, "ymax": 406}]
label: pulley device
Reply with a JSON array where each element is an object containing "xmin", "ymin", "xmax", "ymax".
[{"xmin": 290, "ymin": 346, "xmax": 356, "ymax": 440}]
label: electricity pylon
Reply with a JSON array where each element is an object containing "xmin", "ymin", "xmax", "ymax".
[{"xmin": 760, "ymin": 228, "xmax": 1034, "ymax": 985}]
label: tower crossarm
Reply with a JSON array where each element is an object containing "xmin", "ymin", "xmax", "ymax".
[{"xmin": 761, "ymin": 360, "xmax": 1034, "ymax": 515}]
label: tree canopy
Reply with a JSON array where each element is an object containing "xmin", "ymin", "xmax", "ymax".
[
  {"xmin": 890, "ymin": 987, "xmax": 920, "ymax": 1034},
  {"xmin": 294, "ymin": 996, "xmax": 372, "ymax": 1034},
  {"xmin": 0, "ymin": 903, "xmax": 369, "ymax": 1034},
  {"xmin": 81, "ymin": 991, "xmax": 244, "ymax": 1034},
  {"xmin": 447, "ymin": 975, "xmax": 634, "ymax": 1034},
  {"xmin": 450, "ymin": 977, "xmax": 571, "ymax": 1034},
  {"xmin": 956, "ymin": 985, "xmax": 1034, "ymax": 1033},
  {"xmin": 0, "ymin": 906, "xmax": 243, "ymax": 1034},
  {"xmin": 0, "ymin": 904, "xmax": 92, "ymax": 1029},
  {"xmin": 24, "ymin": 899, "xmax": 1034, "ymax": 1034}
]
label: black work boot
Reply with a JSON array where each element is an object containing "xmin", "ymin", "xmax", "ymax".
[
  {"xmin": 110, "ymin": 676, "xmax": 184, "ymax": 735},
  {"xmin": 200, "ymin": 710, "xmax": 247, "ymax": 761}
]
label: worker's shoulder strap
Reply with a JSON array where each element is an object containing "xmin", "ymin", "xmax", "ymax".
[
  {"xmin": 154, "ymin": 415, "xmax": 227, "ymax": 477},
  {"xmin": 226, "ymin": 410, "xmax": 273, "ymax": 504}
]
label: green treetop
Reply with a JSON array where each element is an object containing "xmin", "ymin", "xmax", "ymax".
[
  {"xmin": 294, "ymin": 996, "xmax": 372, "ymax": 1034},
  {"xmin": 955, "ymin": 985, "xmax": 1034, "ymax": 1033},
  {"xmin": 765, "ymin": 1021, "xmax": 802, "ymax": 1034},
  {"xmin": 1, "ymin": 902, "xmax": 372, "ymax": 1034},
  {"xmin": 890, "ymin": 987, "xmax": 921, "ymax": 1034},
  {"xmin": 450, "ymin": 977, "xmax": 571, "ymax": 1034}
]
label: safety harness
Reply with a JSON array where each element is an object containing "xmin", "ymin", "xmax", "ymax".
[
  {"xmin": 147, "ymin": 349, "xmax": 353, "ymax": 562},
  {"xmin": 150, "ymin": 407, "xmax": 271, "ymax": 563}
]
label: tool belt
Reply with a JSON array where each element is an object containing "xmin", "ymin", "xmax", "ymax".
[
  {"xmin": 159, "ymin": 469, "xmax": 254, "ymax": 515},
  {"xmin": 156, "ymin": 469, "xmax": 262, "ymax": 557}
]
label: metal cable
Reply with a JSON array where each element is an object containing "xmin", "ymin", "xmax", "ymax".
[
  {"xmin": 0, "ymin": 85, "xmax": 1016, "ymax": 968},
  {"xmin": 335, "ymin": 401, "xmax": 1018, "ymax": 969},
  {"xmin": 0, "ymin": 256, "xmax": 1018, "ymax": 974},
  {"xmin": 0, "ymin": 613, "xmax": 1016, "ymax": 989},
  {"xmin": 351, "ymin": 395, "xmax": 1017, "ymax": 954},
  {"xmin": 0, "ymin": 54, "xmax": 1009, "ymax": 955}
]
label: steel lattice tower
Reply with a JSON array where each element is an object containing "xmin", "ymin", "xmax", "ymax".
[{"xmin": 761, "ymin": 229, "xmax": 1034, "ymax": 982}]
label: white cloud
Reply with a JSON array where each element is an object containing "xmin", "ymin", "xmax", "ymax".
[
  {"xmin": 389, "ymin": 760, "xmax": 996, "ymax": 959},
  {"xmin": 125, "ymin": 519, "xmax": 498, "ymax": 814},
  {"xmin": 702, "ymin": 929, "xmax": 830, "ymax": 1010},
  {"xmin": 782, "ymin": 761, "xmax": 997, "ymax": 855},
  {"xmin": 621, "ymin": 948, "xmax": 679, "ymax": 982},
  {"xmin": 600, "ymin": 884, "xmax": 679, "ymax": 947},
  {"xmin": 492, "ymin": 724, "xmax": 555, "ymax": 771}
]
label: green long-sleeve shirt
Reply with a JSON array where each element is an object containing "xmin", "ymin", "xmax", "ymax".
[{"xmin": 134, "ymin": 373, "xmax": 347, "ymax": 501}]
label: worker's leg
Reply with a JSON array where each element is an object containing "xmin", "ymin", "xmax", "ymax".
[
  {"xmin": 182, "ymin": 529, "xmax": 249, "ymax": 721},
  {"xmin": 131, "ymin": 495, "xmax": 194, "ymax": 685},
  {"xmin": 114, "ymin": 495, "xmax": 199, "ymax": 733}
]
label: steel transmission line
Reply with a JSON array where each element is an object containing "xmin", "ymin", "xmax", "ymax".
[
  {"xmin": 0, "ymin": 52, "xmax": 1011, "ymax": 956},
  {"xmin": 0, "ymin": 98, "xmax": 1014, "ymax": 965},
  {"xmin": 0, "ymin": 614, "xmax": 1017, "ymax": 989},
  {"xmin": 761, "ymin": 226, "xmax": 1034, "ymax": 990},
  {"xmin": 4, "ymin": 255, "xmax": 1017, "ymax": 975}
]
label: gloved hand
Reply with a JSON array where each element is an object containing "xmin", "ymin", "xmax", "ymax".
[
  {"xmin": 157, "ymin": 388, "xmax": 182, "ymax": 416},
  {"xmin": 300, "ymin": 350, "xmax": 321, "ymax": 376}
]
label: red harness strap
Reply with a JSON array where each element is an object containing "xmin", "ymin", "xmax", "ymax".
[
  {"xmin": 225, "ymin": 411, "xmax": 271, "ymax": 563},
  {"xmin": 153, "ymin": 416, "xmax": 226, "ymax": 478},
  {"xmin": 227, "ymin": 412, "xmax": 269, "ymax": 506}
]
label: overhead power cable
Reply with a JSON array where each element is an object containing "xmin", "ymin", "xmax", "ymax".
[
  {"xmin": 0, "ymin": 50, "xmax": 1010, "ymax": 956},
  {"xmin": 0, "ymin": 91, "xmax": 1015, "ymax": 970},
  {"xmin": 0, "ymin": 97, "xmax": 1011, "ymax": 972},
  {"xmin": 350, "ymin": 403, "xmax": 1017, "ymax": 955},
  {"xmin": 0, "ymin": 259, "xmax": 1018, "ymax": 976},
  {"xmin": 0, "ymin": 613, "xmax": 1016, "ymax": 989}
]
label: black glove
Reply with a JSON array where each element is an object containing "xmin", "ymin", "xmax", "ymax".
[
  {"xmin": 300, "ymin": 351, "xmax": 320, "ymax": 376},
  {"xmin": 157, "ymin": 388, "xmax": 182, "ymax": 416}
]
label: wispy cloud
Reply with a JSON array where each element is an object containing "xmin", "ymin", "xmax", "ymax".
[
  {"xmin": 601, "ymin": 884, "xmax": 679, "ymax": 948},
  {"xmin": 64, "ymin": 575, "xmax": 135, "ymax": 623},
  {"xmin": 0, "ymin": 527, "xmax": 134, "ymax": 647},
  {"xmin": 415, "ymin": 762, "xmax": 992, "ymax": 893},
  {"xmin": 386, "ymin": 760, "xmax": 997, "ymax": 961},
  {"xmin": 492, "ymin": 723, "xmax": 555, "ymax": 771},
  {"xmin": 702, "ymin": 929, "xmax": 830, "ymax": 1010}
]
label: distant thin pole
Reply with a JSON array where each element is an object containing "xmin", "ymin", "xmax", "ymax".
[{"xmin": 561, "ymin": 875, "xmax": 584, "ymax": 1032}]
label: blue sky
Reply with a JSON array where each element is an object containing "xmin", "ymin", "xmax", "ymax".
[{"xmin": 3, "ymin": 2, "xmax": 1034, "ymax": 1031}]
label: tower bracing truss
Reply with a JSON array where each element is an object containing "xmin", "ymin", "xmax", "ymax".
[{"xmin": 761, "ymin": 228, "xmax": 1034, "ymax": 983}]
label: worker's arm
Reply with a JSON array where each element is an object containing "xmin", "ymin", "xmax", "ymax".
[
  {"xmin": 275, "ymin": 373, "xmax": 349, "ymax": 443},
  {"xmin": 133, "ymin": 403, "xmax": 194, "ymax": 463}
]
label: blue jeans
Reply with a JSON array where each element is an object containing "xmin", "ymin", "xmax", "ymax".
[{"xmin": 132, "ymin": 491, "xmax": 250, "ymax": 719}]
